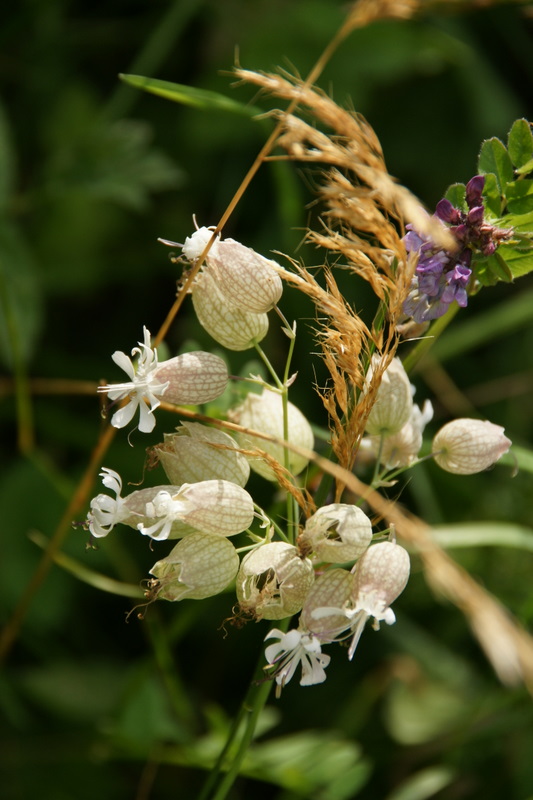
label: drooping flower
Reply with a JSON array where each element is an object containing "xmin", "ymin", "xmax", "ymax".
[
  {"xmin": 154, "ymin": 422, "xmax": 250, "ymax": 487},
  {"xmin": 432, "ymin": 418, "xmax": 511, "ymax": 474},
  {"xmin": 149, "ymin": 532, "xmax": 240, "ymax": 601},
  {"xmin": 192, "ymin": 269, "xmax": 269, "ymax": 351},
  {"xmin": 345, "ymin": 541, "xmax": 410, "ymax": 659},
  {"xmin": 364, "ymin": 399, "xmax": 434, "ymax": 468},
  {"xmin": 300, "ymin": 504, "xmax": 372, "ymax": 563},
  {"xmin": 310, "ymin": 542, "xmax": 410, "ymax": 660},
  {"xmin": 98, "ymin": 327, "xmax": 228, "ymax": 433},
  {"xmin": 365, "ymin": 356, "xmax": 413, "ymax": 437},
  {"xmin": 236, "ymin": 542, "xmax": 315, "ymax": 620},
  {"xmin": 87, "ymin": 469, "xmax": 196, "ymax": 539},
  {"xmin": 182, "ymin": 226, "xmax": 283, "ymax": 313},
  {"xmin": 138, "ymin": 479, "xmax": 255, "ymax": 541},
  {"xmin": 230, "ymin": 387, "xmax": 314, "ymax": 481},
  {"xmin": 264, "ymin": 628, "xmax": 331, "ymax": 692},
  {"xmin": 98, "ymin": 327, "xmax": 170, "ymax": 433}
]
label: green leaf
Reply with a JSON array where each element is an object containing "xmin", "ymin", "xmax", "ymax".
[
  {"xmin": 507, "ymin": 118, "xmax": 533, "ymax": 169},
  {"xmin": 505, "ymin": 208, "xmax": 533, "ymax": 233},
  {"xmin": 505, "ymin": 179, "xmax": 533, "ymax": 214},
  {"xmin": 444, "ymin": 182, "xmax": 466, "ymax": 210},
  {"xmin": 474, "ymin": 251, "xmax": 513, "ymax": 286},
  {"xmin": 478, "ymin": 137, "xmax": 514, "ymax": 193},
  {"xmin": 482, "ymin": 172, "xmax": 502, "ymax": 217},
  {"xmin": 431, "ymin": 522, "xmax": 533, "ymax": 552},
  {"xmin": 0, "ymin": 101, "xmax": 15, "ymax": 212},
  {"xmin": 0, "ymin": 220, "xmax": 44, "ymax": 368},
  {"xmin": 516, "ymin": 157, "xmax": 533, "ymax": 176},
  {"xmin": 494, "ymin": 243, "xmax": 533, "ymax": 279},
  {"xmin": 386, "ymin": 767, "xmax": 456, "ymax": 800},
  {"xmin": 119, "ymin": 74, "xmax": 260, "ymax": 117}
]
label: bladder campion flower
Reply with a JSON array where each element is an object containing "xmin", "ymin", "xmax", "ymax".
[
  {"xmin": 263, "ymin": 628, "xmax": 331, "ymax": 693},
  {"xmin": 236, "ymin": 542, "xmax": 314, "ymax": 620},
  {"xmin": 231, "ymin": 387, "xmax": 314, "ymax": 481},
  {"xmin": 432, "ymin": 418, "xmax": 511, "ymax": 474},
  {"xmin": 154, "ymin": 422, "xmax": 250, "ymax": 487},
  {"xmin": 300, "ymin": 504, "xmax": 373, "ymax": 563},
  {"xmin": 149, "ymin": 533, "xmax": 240, "ymax": 601},
  {"xmin": 365, "ymin": 357, "xmax": 413, "ymax": 437},
  {"xmin": 182, "ymin": 226, "xmax": 283, "ymax": 313},
  {"xmin": 99, "ymin": 327, "xmax": 228, "ymax": 433}
]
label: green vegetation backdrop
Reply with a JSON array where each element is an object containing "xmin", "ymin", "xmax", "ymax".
[{"xmin": 1, "ymin": 1, "xmax": 533, "ymax": 799}]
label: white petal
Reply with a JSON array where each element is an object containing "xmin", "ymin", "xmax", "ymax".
[
  {"xmin": 110, "ymin": 398, "xmax": 139, "ymax": 429},
  {"xmin": 111, "ymin": 350, "xmax": 136, "ymax": 379}
]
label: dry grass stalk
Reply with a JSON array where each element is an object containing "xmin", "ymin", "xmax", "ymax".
[{"xmin": 235, "ymin": 68, "xmax": 437, "ymax": 475}]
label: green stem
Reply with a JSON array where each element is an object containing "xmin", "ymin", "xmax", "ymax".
[
  {"xmin": 197, "ymin": 621, "xmax": 288, "ymax": 800},
  {"xmin": 253, "ymin": 342, "xmax": 283, "ymax": 389},
  {"xmin": 402, "ymin": 303, "xmax": 460, "ymax": 375}
]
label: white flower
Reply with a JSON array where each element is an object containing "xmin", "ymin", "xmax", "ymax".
[
  {"xmin": 236, "ymin": 542, "xmax": 315, "ymax": 620},
  {"xmin": 264, "ymin": 628, "xmax": 331, "ymax": 692},
  {"xmin": 99, "ymin": 328, "xmax": 229, "ymax": 433},
  {"xmin": 87, "ymin": 468, "xmax": 128, "ymax": 537},
  {"xmin": 310, "ymin": 541, "xmax": 410, "ymax": 660},
  {"xmin": 138, "ymin": 479, "xmax": 255, "ymax": 541},
  {"xmin": 301, "ymin": 504, "xmax": 373, "ymax": 563},
  {"xmin": 149, "ymin": 532, "xmax": 240, "ymax": 601},
  {"xmin": 365, "ymin": 356, "xmax": 413, "ymax": 437},
  {"xmin": 432, "ymin": 418, "xmax": 511, "ymax": 475},
  {"xmin": 365, "ymin": 399, "xmax": 434, "ymax": 468},
  {"xmin": 182, "ymin": 226, "xmax": 219, "ymax": 261},
  {"xmin": 231, "ymin": 387, "xmax": 314, "ymax": 481},
  {"xmin": 98, "ymin": 327, "xmax": 169, "ymax": 433}
]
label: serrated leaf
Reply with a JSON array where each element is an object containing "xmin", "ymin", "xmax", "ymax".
[
  {"xmin": 507, "ymin": 118, "xmax": 533, "ymax": 169},
  {"xmin": 444, "ymin": 182, "xmax": 466, "ymax": 210},
  {"xmin": 482, "ymin": 172, "xmax": 502, "ymax": 216},
  {"xmin": 478, "ymin": 137, "xmax": 514, "ymax": 193},
  {"xmin": 119, "ymin": 74, "xmax": 260, "ymax": 117},
  {"xmin": 505, "ymin": 180, "xmax": 533, "ymax": 214}
]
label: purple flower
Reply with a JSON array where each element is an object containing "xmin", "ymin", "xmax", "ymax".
[{"xmin": 403, "ymin": 174, "xmax": 514, "ymax": 324}]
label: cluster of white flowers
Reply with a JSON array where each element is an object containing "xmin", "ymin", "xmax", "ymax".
[{"xmin": 88, "ymin": 225, "xmax": 512, "ymax": 694}]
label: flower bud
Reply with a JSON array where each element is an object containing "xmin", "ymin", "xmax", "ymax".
[
  {"xmin": 236, "ymin": 542, "xmax": 314, "ymax": 620},
  {"xmin": 154, "ymin": 422, "xmax": 250, "ymax": 487},
  {"xmin": 365, "ymin": 357, "xmax": 413, "ymax": 437},
  {"xmin": 301, "ymin": 568, "xmax": 355, "ymax": 640},
  {"xmin": 432, "ymin": 418, "xmax": 511, "ymax": 475},
  {"xmin": 139, "ymin": 479, "xmax": 255, "ymax": 540},
  {"xmin": 149, "ymin": 532, "xmax": 239, "ymax": 601},
  {"xmin": 352, "ymin": 541, "xmax": 410, "ymax": 619},
  {"xmin": 231, "ymin": 388, "xmax": 314, "ymax": 481},
  {"xmin": 300, "ymin": 504, "xmax": 372, "ymax": 563},
  {"xmin": 154, "ymin": 351, "xmax": 228, "ymax": 406},
  {"xmin": 192, "ymin": 269, "xmax": 269, "ymax": 350}
]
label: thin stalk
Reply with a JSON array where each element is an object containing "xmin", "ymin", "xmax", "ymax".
[{"xmin": 402, "ymin": 303, "xmax": 460, "ymax": 375}]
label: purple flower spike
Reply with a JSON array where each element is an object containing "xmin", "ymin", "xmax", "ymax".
[
  {"xmin": 465, "ymin": 175, "xmax": 485, "ymax": 208},
  {"xmin": 467, "ymin": 206, "xmax": 484, "ymax": 226}
]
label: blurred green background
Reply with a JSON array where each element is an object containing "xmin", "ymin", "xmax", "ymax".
[{"xmin": 1, "ymin": 1, "xmax": 533, "ymax": 799}]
